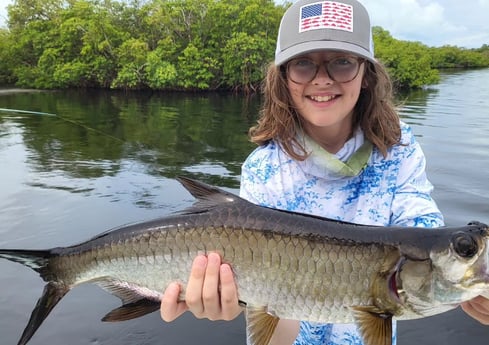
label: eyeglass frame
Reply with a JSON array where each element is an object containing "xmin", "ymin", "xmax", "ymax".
[{"xmin": 285, "ymin": 55, "xmax": 366, "ymax": 84}]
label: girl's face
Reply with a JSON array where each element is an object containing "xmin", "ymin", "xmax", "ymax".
[{"xmin": 286, "ymin": 51, "xmax": 365, "ymax": 152}]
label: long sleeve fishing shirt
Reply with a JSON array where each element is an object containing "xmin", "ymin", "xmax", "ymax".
[{"xmin": 239, "ymin": 121, "xmax": 444, "ymax": 345}]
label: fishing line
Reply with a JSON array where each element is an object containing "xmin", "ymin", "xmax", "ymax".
[
  {"xmin": 0, "ymin": 107, "xmax": 125, "ymax": 143},
  {"xmin": 0, "ymin": 106, "xmax": 149, "ymax": 189},
  {"xmin": 0, "ymin": 108, "xmax": 56, "ymax": 117}
]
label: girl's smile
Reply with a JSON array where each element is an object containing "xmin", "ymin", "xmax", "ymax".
[{"xmin": 287, "ymin": 52, "xmax": 365, "ymax": 153}]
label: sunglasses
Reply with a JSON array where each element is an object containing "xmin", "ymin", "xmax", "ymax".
[{"xmin": 286, "ymin": 56, "xmax": 365, "ymax": 84}]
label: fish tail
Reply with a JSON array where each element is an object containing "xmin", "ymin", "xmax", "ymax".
[
  {"xmin": 0, "ymin": 249, "xmax": 69, "ymax": 345},
  {"xmin": 18, "ymin": 282, "xmax": 69, "ymax": 345}
]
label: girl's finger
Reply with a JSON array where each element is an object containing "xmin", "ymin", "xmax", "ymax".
[
  {"xmin": 202, "ymin": 252, "xmax": 223, "ymax": 320},
  {"xmin": 161, "ymin": 282, "xmax": 188, "ymax": 322},
  {"xmin": 185, "ymin": 255, "xmax": 208, "ymax": 317},
  {"xmin": 219, "ymin": 263, "xmax": 243, "ymax": 320}
]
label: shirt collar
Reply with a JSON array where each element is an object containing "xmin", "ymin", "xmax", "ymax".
[{"xmin": 298, "ymin": 128, "xmax": 372, "ymax": 178}]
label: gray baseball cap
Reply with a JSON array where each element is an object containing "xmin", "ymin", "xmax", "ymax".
[{"xmin": 275, "ymin": 0, "xmax": 375, "ymax": 66}]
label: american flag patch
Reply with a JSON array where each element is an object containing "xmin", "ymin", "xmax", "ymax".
[{"xmin": 300, "ymin": 1, "xmax": 353, "ymax": 33}]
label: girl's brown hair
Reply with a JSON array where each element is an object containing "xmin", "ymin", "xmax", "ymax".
[{"xmin": 249, "ymin": 60, "xmax": 401, "ymax": 159}]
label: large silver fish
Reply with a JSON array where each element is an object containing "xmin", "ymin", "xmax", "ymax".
[{"xmin": 0, "ymin": 177, "xmax": 488, "ymax": 345}]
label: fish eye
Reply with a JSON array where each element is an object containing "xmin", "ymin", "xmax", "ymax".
[{"xmin": 452, "ymin": 232, "xmax": 478, "ymax": 258}]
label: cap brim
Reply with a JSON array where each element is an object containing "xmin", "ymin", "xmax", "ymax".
[{"xmin": 275, "ymin": 41, "xmax": 376, "ymax": 66}]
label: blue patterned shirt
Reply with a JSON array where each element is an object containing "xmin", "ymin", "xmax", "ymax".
[{"xmin": 239, "ymin": 122, "xmax": 444, "ymax": 345}]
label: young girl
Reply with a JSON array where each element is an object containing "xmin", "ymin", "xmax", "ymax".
[{"xmin": 161, "ymin": 0, "xmax": 489, "ymax": 343}]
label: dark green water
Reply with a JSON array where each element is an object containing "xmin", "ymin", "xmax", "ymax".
[{"xmin": 0, "ymin": 68, "xmax": 488, "ymax": 345}]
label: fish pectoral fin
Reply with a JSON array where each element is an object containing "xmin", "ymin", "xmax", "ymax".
[
  {"xmin": 95, "ymin": 279, "xmax": 161, "ymax": 322},
  {"xmin": 95, "ymin": 279, "xmax": 161, "ymax": 304},
  {"xmin": 352, "ymin": 306, "xmax": 393, "ymax": 345},
  {"xmin": 101, "ymin": 299, "xmax": 161, "ymax": 322},
  {"xmin": 245, "ymin": 306, "xmax": 280, "ymax": 345}
]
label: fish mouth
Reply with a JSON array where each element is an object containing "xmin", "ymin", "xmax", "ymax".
[
  {"xmin": 387, "ymin": 257, "xmax": 405, "ymax": 304},
  {"xmin": 388, "ymin": 269, "xmax": 401, "ymax": 302}
]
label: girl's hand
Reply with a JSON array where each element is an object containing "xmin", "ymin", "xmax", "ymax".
[
  {"xmin": 461, "ymin": 296, "xmax": 489, "ymax": 325},
  {"xmin": 160, "ymin": 252, "xmax": 243, "ymax": 322}
]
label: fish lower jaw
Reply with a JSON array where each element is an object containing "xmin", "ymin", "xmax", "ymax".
[{"xmin": 395, "ymin": 303, "xmax": 460, "ymax": 320}]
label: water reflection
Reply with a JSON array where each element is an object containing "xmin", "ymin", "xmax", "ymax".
[
  {"xmin": 398, "ymin": 69, "xmax": 489, "ymax": 225},
  {"xmin": 0, "ymin": 91, "xmax": 259, "ymax": 206},
  {"xmin": 396, "ymin": 87, "xmax": 440, "ymax": 128},
  {"xmin": 1, "ymin": 70, "xmax": 488, "ymax": 214}
]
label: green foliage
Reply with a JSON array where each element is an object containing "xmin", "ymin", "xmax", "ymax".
[
  {"xmin": 145, "ymin": 38, "xmax": 178, "ymax": 89},
  {"xmin": 0, "ymin": 29, "xmax": 15, "ymax": 84},
  {"xmin": 430, "ymin": 45, "xmax": 489, "ymax": 68},
  {"xmin": 1, "ymin": 0, "xmax": 283, "ymax": 91},
  {"xmin": 222, "ymin": 32, "xmax": 272, "ymax": 92},
  {"xmin": 53, "ymin": 61, "xmax": 92, "ymax": 87},
  {"xmin": 0, "ymin": 1, "xmax": 487, "ymax": 91},
  {"xmin": 478, "ymin": 44, "xmax": 489, "ymax": 58},
  {"xmin": 176, "ymin": 43, "xmax": 220, "ymax": 90},
  {"xmin": 373, "ymin": 27, "xmax": 439, "ymax": 89},
  {"xmin": 374, "ymin": 27, "xmax": 488, "ymax": 89},
  {"xmin": 111, "ymin": 39, "xmax": 149, "ymax": 89}
]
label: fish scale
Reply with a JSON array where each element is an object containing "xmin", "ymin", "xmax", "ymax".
[
  {"xmin": 0, "ymin": 177, "xmax": 488, "ymax": 345},
  {"xmin": 40, "ymin": 223, "xmax": 421, "ymax": 322}
]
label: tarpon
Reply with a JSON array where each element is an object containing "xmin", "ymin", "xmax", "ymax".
[{"xmin": 0, "ymin": 177, "xmax": 488, "ymax": 345}]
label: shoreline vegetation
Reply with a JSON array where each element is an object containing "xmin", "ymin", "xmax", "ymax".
[{"xmin": 0, "ymin": 0, "xmax": 488, "ymax": 93}]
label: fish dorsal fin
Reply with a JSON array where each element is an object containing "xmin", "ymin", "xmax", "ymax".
[
  {"xmin": 95, "ymin": 279, "xmax": 161, "ymax": 322},
  {"xmin": 245, "ymin": 306, "xmax": 280, "ymax": 345},
  {"xmin": 177, "ymin": 176, "xmax": 237, "ymax": 204},
  {"xmin": 352, "ymin": 306, "xmax": 393, "ymax": 345}
]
